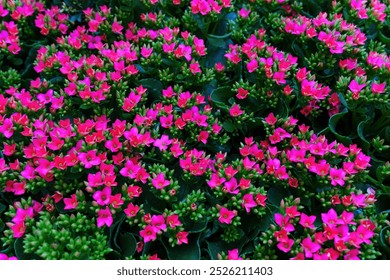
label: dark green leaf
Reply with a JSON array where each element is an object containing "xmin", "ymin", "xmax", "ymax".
[
  {"xmin": 357, "ymin": 119, "xmax": 371, "ymax": 150},
  {"xmin": 210, "ymin": 86, "xmax": 234, "ymax": 110},
  {"xmin": 267, "ymin": 185, "xmax": 290, "ymax": 206},
  {"xmin": 328, "ymin": 108, "xmax": 352, "ymax": 145},
  {"xmin": 207, "ymin": 37, "xmax": 227, "ymax": 48},
  {"xmin": 139, "ymin": 78, "xmax": 163, "ymax": 100},
  {"xmin": 118, "ymin": 232, "xmax": 137, "ymax": 258},
  {"xmin": 206, "ymin": 237, "xmax": 246, "ymax": 260},
  {"xmin": 163, "ymin": 234, "xmax": 201, "ymax": 260},
  {"xmin": 186, "ymin": 218, "xmax": 208, "ymax": 233},
  {"xmin": 14, "ymin": 238, "xmax": 37, "ymax": 260},
  {"xmin": 0, "ymin": 203, "xmax": 6, "ymax": 213},
  {"xmin": 222, "ymin": 120, "xmax": 236, "ymax": 132},
  {"xmin": 379, "ymin": 226, "xmax": 390, "ymax": 257}
]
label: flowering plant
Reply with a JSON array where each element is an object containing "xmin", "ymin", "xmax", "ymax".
[{"xmin": 0, "ymin": 0, "xmax": 389, "ymax": 260}]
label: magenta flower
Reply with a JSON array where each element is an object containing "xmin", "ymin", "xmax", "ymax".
[
  {"xmin": 176, "ymin": 231, "xmax": 189, "ymax": 245},
  {"xmin": 229, "ymin": 104, "xmax": 243, "ymax": 117},
  {"xmin": 321, "ymin": 208, "xmax": 339, "ymax": 228},
  {"xmin": 153, "ymin": 134, "xmax": 172, "ymax": 151},
  {"xmin": 151, "ymin": 173, "xmax": 170, "ymax": 190},
  {"xmin": 97, "ymin": 207, "xmax": 113, "ymax": 228},
  {"xmin": 218, "ymin": 207, "xmax": 235, "ymax": 224},
  {"xmin": 227, "ymin": 249, "xmax": 243, "ymax": 260},
  {"xmin": 167, "ymin": 214, "xmax": 182, "ymax": 229},
  {"xmin": 274, "ymin": 213, "xmax": 295, "ymax": 232},
  {"xmin": 277, "ymin": 239, "xmax": 294, "ymax": 253},
  {"xmin": 301, "ymin": 238, "xmax": 321, "ymax": 258},
  {"xmin": 140, "ymin": 225, "xmax": 158, "ymax": 243},
  {"xmin": 92, "ymin": 187, "xmax": 112, "ymax": 206},
  {"xmin": 242, "ymin": 193, "xmax": 257, "ymax": 213},
  {"xmin": 64, "ymin": 194, "xmax": 78, "ymax": 210},
  {"xmin": 329, "ymin": 168, "xmax": 346, "ymax": 186},
  {"xmin": 124, "ymin": 203, "xmax": 140, "ymax": 217},
  {"xmin": 348, "ymin": 80, "xmax": 366, "ymax": 94},
  {"xmin": 299, "ymin": 213, "xmax": 316, "ymax": 229},
  {"xmin": 78, "ymin": 150, "xmax": 101, "ymax": 168}
]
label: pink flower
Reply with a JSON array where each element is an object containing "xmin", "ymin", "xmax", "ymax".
[
  {"xmin": 229, "ymin": 104, "xmax": 243, "ymax": 117},
  {"xmin": 10, "ymin": 222, "xmax": 26, "ymax": 238},
  {"xmin": 78, "ymin": 150, "xmax": 101, "ymax": 168},
  {"xmin": 277, "ymin": 239, "xmax": 294, "ymax": 253},
  {"xmin": 124, "ymin": 203, "xmax": 140, "ymax": 217},
  {"xmin": 97, "ymin": 207, "xmax": 113, "ymax": 228},
  {"xmin": 64, "ymin": 194, "xmax": 78, "ymax": 210},
  {"xmin": 111, "ymin": 21, "xmax": 123, "ymax": 34},
  {"xmin": 189, "ymin": 62, "xmax": 202, "ymax": 74},
  {"xmin": 227, "ymin": 249, "xmax": 243, "ymax": 260},
  {"xmin": 167, "ymin": 214, "xmax": 182, "ymax": 228},
  {"xmin": 371, "ymin": 82, "xmax": 386, "ymax": 94},
  {"xmin": 274, "ymin": 213, "xmax": 295, "ymax": 232},
  {"xmin": 176, "ymin": 231, "xmax": 189, "ymax": 245},
  {"xmin": 329, "ymin": 168, "xmax": 346, "ymax": 186},
  {"xmin": 348, "ymin": 80, "xmax": 366, "ymax": 94},
  {"xmin": 197, "ymin": 131, "xmax": 209, "ymax": 144},
  {"xmin": 93, "ymin": 187, "xmax": 112, "ymax": 206},
  {"xmin": 321, "ymin": 208, "xmax": 339, "ymax": 228},
  {"xmin": 242, "ymin": 193, "xmax": 257, "ymax": 213},
  {"xmin": 140, "ymin": 225, "xmax": 158, "ymax": 243},
  {"xmin": 153, "ymin": 134, "xmax": 172, "ymax": 151},
  {"xmin": 0, "ymin": 253, "xmax": 17, "ymax": 260},
  {"xmin": 301, "ymin": 238, "xmax": 321, "ymax": 258},
  {"xmin": 151, "ymin": 173, "xmax": 170, "ymax": 189},
  {"xmin": 299, "ymin": 213, "xmax": 316, "ymax": 229},
  {"xmin": 246, "ymin": 58, "xmax": 258, "ymax": 73},
  {"xmin": 218, "ymin": 207, "xmax": 235, "ymax": 224}
]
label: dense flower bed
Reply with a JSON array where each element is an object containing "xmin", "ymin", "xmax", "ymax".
[{"xmin": 0, "ymin": 0, "xmax": 389, "ymax": 260}]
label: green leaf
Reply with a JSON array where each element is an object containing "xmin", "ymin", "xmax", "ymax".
[
  {"xmin": 186, "ymin": 218, "xmax": 208, "ymax": 233},
  {"xmin": 328, "ymin": 108, "xmax": 352, "ymax": 145},
  {"xmin": 222, "ymin": 120, "xmax": 236, "ymax": 132},
  {"xmin": 267, "ymin": 185, "xmax": 289, "ymax": 206},
  {"xmin": 210, "ymin": 86, "xmax": 234, "ymax": 110},
  {"xmin": 108, "ymin": 213, "xmax": 126, "ymax": 252},
  {"xmin": 14, "ymin": 238, "xmax": 37, "ymax": 260},
  {"xmin": 139, "ymin": 78, "xmax": 163, "ymax": 100},
  {"xmin": 0, "ymin": 219, "xmax": 4, "ymax": 232},
  {"xmin": 207, "ymin": 37, "xmax": 227, "ymax": 48},
  {"xmin": 206, "ymin": 237, "xmax": 246, "ymax": 260},
  {"xmin": 118, "ymin": 232, "xmax": 137, "ymax": 258},
  {"xmin": 379, "ymin": 226, "xmax": 390, "ymax": 257},
  {"xmin": 379, "ymin": 30, "xmax": 390, "ymax": 44},
  {"xmin": 357, "ymin": 119, "xmax": 371, "ymax": 150},
  {"xmin": 163, "ymin": 234, "xmax": 201, "ymax": 260},
  {"xmin": 0, "ymin": 203, "xmax": 6, "ymax": 213}
]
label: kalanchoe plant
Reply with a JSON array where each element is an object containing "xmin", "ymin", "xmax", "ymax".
[{"xmin": 0, "ymin": 0, "xmax": 389, "ymax": 260}]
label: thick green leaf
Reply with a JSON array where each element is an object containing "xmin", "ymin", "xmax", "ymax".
[
  {"xmin": 14, "ymin": 238, "xmax": 38, "ymax": 260},
  {"xmin": 186, "ymin": 218, "xmax": 208, "ymax": 233},
  {"xmin": 0, "ymin": 203, "xmax": 6, "ymax": 213},
  {"xmin": 357, "ymin": 120, "xmax": 371, "ymax": 150},
  {"xmin": 163, "ymin": 234, "xmax": 201, "ymax": 260},
  {"xmin": 210, "ymin": 86, "xmax": 234, "ymax": 110},
  {"xmin": 206, "ymin": 237, "xmax": 246, "ymax": 260},
  {"xmin": 267, "ymin": 185, "xmax": 289, "ymax": 206},
  {"xmin": 379, "ymin": 226, "xmax": 390, "ymax": 257},
  {"xmin": 328, "ymin": 108, "xmax": 352, "ymax": 145},
  {"xmin": 108, "ymin": 213, "xmax": 126, "ymax": 252},
  {"xmin": 139, "ymin": 78, "xmax": 163, "ymax": 100},
  {"xmin": 118, "ymin": 232, "xmax": 137, "ymax": 258},
  {"xmin": 222, "ymin": 120, "xmax": 236, "ymax": 132}
]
